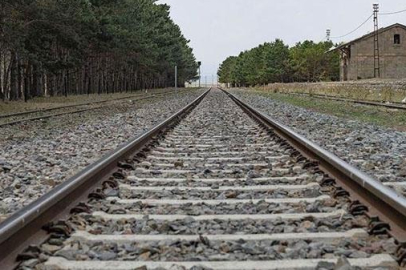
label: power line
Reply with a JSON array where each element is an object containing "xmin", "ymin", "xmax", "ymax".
[
  {"xmin": 328, "ymin": 7, "xmax": 406, "ymax": 41},
  {"xmin": 381, "ymin": 8, "xmax": 406, "ymax": 15},
  {"xmin": 331, "ymin": 14, "xmax": 373, "ymax": 39}
]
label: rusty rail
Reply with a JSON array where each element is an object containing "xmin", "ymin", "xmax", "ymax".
[
  {"xmin": 0, "ymin": 89, "xmax": 210, "ymax": 269},
  {"xmin": 223, "ymin": 89, "xmax": 406, "ymax": 243},
  {"xmin": 0, "ymin": 89, "xmax": 191, "ymax": 128},
  {"xmin": 0, "ymin": 89, "xmax": 185, "ymax": 120},
  {"xmin": 2, "ymin": 87, "xmax": 406, "ymax": 268},
  {"xmin": 284, "ymin": 92, "xmax": 406, "ymax": 110}
]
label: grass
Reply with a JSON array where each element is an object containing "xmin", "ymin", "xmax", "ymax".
[
  {"xmin": 251, "ymin": 89, "xmax": 406, "ymax": 130},
  {"xmin": 261, "ymin": 82, "xmax": 406, "ymax": 103}
]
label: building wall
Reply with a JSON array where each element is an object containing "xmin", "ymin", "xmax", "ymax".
[{"xmin": 344, "ymin": 26, "xmax": 406, "ymax": 80}]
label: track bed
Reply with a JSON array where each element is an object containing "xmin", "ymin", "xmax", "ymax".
[{"xmin": 31, "ymin": 89, "xmax": 399, "ymax": 270}]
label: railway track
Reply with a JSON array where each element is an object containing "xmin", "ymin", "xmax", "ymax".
[
  {"xmin": 0, "ymin": 89, "xmax": 184, "ymax": 128},
  {"xmin": 283, "ymin": 92, "xmax": 406, "ymax": 111},
  {"xmin": 1, "ymin": 88, "xmax": 406, "ymax": 269}
]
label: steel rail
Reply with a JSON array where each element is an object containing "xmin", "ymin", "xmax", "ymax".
[
  {"xmin": 284, "ymin": 91, "xmax": 406, "ymax": 110},
  {"xmin": 223, "ymin": 89, "xmax": 406, "ymax": 242},
  {"xmin": 0, "ymin": 95, "xmax": 133, "ymax": 119},
  {"xmin": 0, "ymin": 108, "xmax": 100, "ymax": 127},
  {"xmin": 0, "ymin": 88, "xmax": 185, "ymax": 120},
  {"xmin": 0, "ymin": 90, "xmax": 190, "ymax": 128},
  {"xmin": 0, "ymin": 88, "xmax": 210, "ymax": 269},
  {"xmin": 0, "ymin": 95, "xmax": 160, "ymax": 128}
]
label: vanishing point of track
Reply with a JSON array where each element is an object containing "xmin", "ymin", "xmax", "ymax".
[{"xmin": 1, "ymin": 88, "xmax": 406, "ymax": 269}]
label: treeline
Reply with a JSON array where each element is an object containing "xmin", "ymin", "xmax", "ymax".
[
  {"xmin": 218, "ymin": 39, "xmax": 339, "ymax": 86},
  {"xmin": 0, "ymin": 0, "xmax": 198, "ymax": 101}
]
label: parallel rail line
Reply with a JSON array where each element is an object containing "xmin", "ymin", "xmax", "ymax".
[
  {"xmin": 0, "ymin": 88, "xmax": 405, "ymax": 269},
  {"xmin": 0, "ymin": 89, "xmax": 184, "ymax": 128},
  {"xmin": 283, "ymin": 91, "xmax": 406, "ymax": 110},
  {"xmin": 0, "ymin": 89, "xmax": 181, "ymax": 119}
]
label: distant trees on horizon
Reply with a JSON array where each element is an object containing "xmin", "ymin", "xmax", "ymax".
[{"xmin": 218, "ymin": 39, "xmax": 340, "ymax": 86}]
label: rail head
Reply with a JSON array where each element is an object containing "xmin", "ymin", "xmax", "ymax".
[
  {"xmin": 222, "ymin": 88, "xmax": 406, "ymax": 242},
  {"xmin": 0, "ymin": 88, "xmax": 211, "ymax": 269}
]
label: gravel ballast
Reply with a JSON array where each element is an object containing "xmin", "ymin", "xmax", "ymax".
[
  {"xmin": 0, "ymin": 90, "xmax": 205, "ymax": 221},
  {"xmin": 33, "ymin": 89, "xmax": 398, "ymax": 270},
  {"xmin": 229, "ymin": 89, "xmax": 406, "ymax": 191}
]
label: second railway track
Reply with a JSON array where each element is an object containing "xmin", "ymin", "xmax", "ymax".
[
  {"xmin": 280, "ymin": 92, "xmax": 406, "ymax": 111},
  {"xmin": 0, "ymin": 89, "xmax": 185, "ymax": 128},
  {"xmin": 1, "ymin": 88, "xmax": 406, "ymax": 269}
]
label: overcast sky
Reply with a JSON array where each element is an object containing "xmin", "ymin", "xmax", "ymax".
[{"xmin": 157, "ymin": 0, "xmax": 406, "ymax": 78}]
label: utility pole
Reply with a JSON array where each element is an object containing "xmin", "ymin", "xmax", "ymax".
[
  {"xmin": 373, "ymin": 4, "xmax": 380, "ymax": 78},
  {"xmin": 175, "ymin": 65, "xmax": 178, "ymax": 97},
  {"xmin": 175, "ymin": 65, "xmax": 178, "ymax": 89},
  {"xmin": 197, "ymin": 61, "xmax": 201, "ymax": 88},
  {"xmin": 326, "ymin": 29, "xmax": 331, "ymax": 41}
]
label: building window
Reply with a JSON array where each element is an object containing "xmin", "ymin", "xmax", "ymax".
[{"xmin": 394, "ymin": 34, "xmax": 400, "ymax": 44}]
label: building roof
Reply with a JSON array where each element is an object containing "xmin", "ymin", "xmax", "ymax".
[{"xmin": 329, "ymin": 23, "xmax": 406, "ymax": 52}]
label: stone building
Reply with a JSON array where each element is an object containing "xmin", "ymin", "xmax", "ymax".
[{"xmin": 331, "ymin": 23, "xmax": 406, "ymax": 81}]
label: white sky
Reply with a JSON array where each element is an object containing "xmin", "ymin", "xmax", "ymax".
[{"xmin": 157, "ymin": 0, "xmax": 406, "ymax": 78}]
